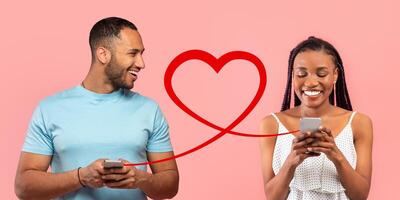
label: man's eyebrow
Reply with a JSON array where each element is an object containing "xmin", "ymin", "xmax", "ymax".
[{"xmin": 128, "ymin": 48, "xmax": 145, "ymax": 53}]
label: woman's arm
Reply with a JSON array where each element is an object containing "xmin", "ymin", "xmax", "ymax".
[
  {"xmin": 339, "ymin": 113, "xmax": 373, "ymax": 199},
  {"xmin": 307, "ymin": 113, "xmax": 373, "ymax": 200},
  {"xmin": 259, "ymin": 115, "xmax": 318, "ymax": 200}
]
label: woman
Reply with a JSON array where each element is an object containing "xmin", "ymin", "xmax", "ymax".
[{"xmin": 259, "ymin": 36, "xmax": 372, "ymax": 200}]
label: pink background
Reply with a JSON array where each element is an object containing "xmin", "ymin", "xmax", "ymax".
[{"xmin": 1, "ymin": 0, "xmax": 399, "ymax": 199}]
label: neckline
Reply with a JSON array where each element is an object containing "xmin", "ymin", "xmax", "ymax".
[
  {"xmin": 275, "ymin": 112, "xmax": 355, "ymax": 140},
  {"xmin": 76, "ymin": 85, "xmax": 123, "ymax": 100}
]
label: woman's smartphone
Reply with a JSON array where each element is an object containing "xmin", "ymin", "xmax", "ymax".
[
  {"xmin": 103, "ymin": 160, "xmax": 124, "ymax": 169},
  {"xmin": 300, "ymin": 117, "xmax": 321, "ymax": 133},
  {"xmin": 300, "ymin": 117, "xmax": 322, "ymax": 155}
]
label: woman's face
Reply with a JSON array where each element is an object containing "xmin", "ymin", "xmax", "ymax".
[{"xmin": 293, "ymin": 50, "xmax": 338, "ymax": 109}]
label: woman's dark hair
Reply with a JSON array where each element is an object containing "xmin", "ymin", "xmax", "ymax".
[{"xmin": 281, "ymin": 36, "xmax": 353, "ymax": 111}]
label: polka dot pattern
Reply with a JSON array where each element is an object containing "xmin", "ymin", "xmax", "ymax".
[{"xmin": 271, "ymin": 113, "xmax": 357, "ymax": 200}]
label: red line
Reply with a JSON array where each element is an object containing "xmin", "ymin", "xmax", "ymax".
[
  {"xmin": 123, "ymin": 50, "xmax": 299, "ymax": 167},
  {"xmin": 123, "ymin": 130, "xmax": 299, "ymax": 167}
]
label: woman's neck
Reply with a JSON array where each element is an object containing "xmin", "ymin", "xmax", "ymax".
[{"xmin": 299, "ymin": 101, "xmax": 334, "ymax": 118}]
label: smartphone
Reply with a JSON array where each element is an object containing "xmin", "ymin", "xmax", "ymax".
[
  {"xmin": 300, "ymin": 117, "xmax": 322, "ymax": 133},
  {"xmin": 103, "ymin": 160, "xmax": 124, "ymax": 169}
]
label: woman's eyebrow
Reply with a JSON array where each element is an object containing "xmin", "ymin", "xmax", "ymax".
[
  {"xmin": 316, "ymin": 66, "xmax": 330, "ymax": 71},
  {"xmin": 294, "ymin": 66, "xmax": 307, "ymax": 70}
]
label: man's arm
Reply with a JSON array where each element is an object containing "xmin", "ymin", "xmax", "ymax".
[
  {"xmin": 103, "ymin": 151, "xmax": 179, "ymax": 199},
  {"xmin": 14, "ymin": 152, "xmax": 82, "ymax": 199},
  {"xmin": 139, "ymin": 151, "xmax": 179, "ymax": 199},
  {"xmin": 15, "ymin": 152, "xmax": 108, "ymax": 199}
]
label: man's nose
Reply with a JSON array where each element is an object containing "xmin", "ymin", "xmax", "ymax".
[{"xmin": 135, "ymin": 54, "xmax": 145, "ymax": 69}]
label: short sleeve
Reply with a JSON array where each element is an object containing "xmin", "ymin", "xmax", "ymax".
[
  {"xmin": 146, "ymin": 105, "xmax": 173, "ymax": 152},
  {"xmin": 22, "ymin": 104, "xmax": 54, "ymax": 155}
]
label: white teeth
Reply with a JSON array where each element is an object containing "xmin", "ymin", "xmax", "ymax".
[
  {"xmin": 304, "ymin": 90, "xmax": 321, "ymax": 96},
  {"xmin": 128, "ymin": 71, "xmax": 138, "ymax": 76}
]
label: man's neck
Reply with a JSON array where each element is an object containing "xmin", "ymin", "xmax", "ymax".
[{"xmin": 82, "ymin": 70, "xmax": 117, "ymax": 94}]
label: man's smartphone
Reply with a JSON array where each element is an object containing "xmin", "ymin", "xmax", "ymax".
[
  {"xmin": 300, "ymin": 117, "xmax": 322, "ymax": 133},
  {"xmin": 103, "ymin": 160, "xmax": 124, "ymax": 169}
]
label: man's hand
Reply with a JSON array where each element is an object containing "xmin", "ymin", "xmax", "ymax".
[
  {"xmin": 79, "ymin": 159, "xmax": 108, "ymax": 188},
  {"xmin": 99, "ymin": 153, "xmax": 179, "ymax": 199},
  {"xmin": 101, "ymin": 159, "xmax": 150, "ymax": 189}
]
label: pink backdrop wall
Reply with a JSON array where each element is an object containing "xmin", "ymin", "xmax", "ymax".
[{"xmin": 1, "ymin": 0, "xmax": 399, "ymax": 199}]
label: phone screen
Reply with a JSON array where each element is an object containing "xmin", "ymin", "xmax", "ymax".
[
  {"xmin": 300, "ymin": 117, "xmax": 322, "ymax": 133},
  {"xmin": 103, "ymin": 160, "xmax": 124, "ymax": 169}
]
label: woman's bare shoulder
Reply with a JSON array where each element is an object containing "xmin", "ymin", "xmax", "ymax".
[
  {"xmin": 260, "ymin": 114, "xmax": 278, "ymax": 133},
  {"xmin": 351, "ymin": 111, "xmax": 373, "ymax": 140},
  {"xmin": 352, "ymin": 112, "xmax": 373, "ymax": 127}
]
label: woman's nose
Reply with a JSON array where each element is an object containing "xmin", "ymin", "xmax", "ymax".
[{"xmin": 304, "ymin": 76, "xmax": 319, "ymax": 87}]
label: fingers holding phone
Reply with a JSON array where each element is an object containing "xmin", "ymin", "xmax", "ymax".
[
  {"xmin": 102, "ymin": 159, "xmax": 140, "ymax": 189},
  {"xmin": 79, "ymin": 159, "xmax": 109, "ymax": 188},
  {"xmin": 299, "ymin": 117, "xmax": 324, "ymax": 155},
  {"xmin": 103, "ymin": 160, "xmax": 124, "ymax": 169},
  {"xmin": 300, "ymin": 118, "xmax": 332, "ymax": 141},
  {"xmin": 288, "ymin": 131, "xmax": 320, "ymax": 167}
]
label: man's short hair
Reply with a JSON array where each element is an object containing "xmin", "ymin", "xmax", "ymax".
[{"xmin": 89, "ymin": 17, "xmax": 138, "ymax": 56}]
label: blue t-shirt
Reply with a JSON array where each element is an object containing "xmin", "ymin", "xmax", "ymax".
[{"xmin": 22, "ymin": 86, "xmax": 173, "ymax": 200}]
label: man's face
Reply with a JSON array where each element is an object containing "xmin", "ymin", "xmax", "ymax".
[{"xmin": 105, "ymin": 28, "xmax": 145, "ymax": 90}]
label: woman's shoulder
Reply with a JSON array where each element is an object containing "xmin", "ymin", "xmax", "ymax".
[
  {"xmin": 259, "ymin": 114, "xmax": 281, "ymax": 144},
  {"xmin": 352, "ymin": 111, "xmax": 372, "ymax": 124},
  {"xmin": 351, "ymin": 111, "xmax": 373, "ymax": 130},
  {"xmin": 259, "ymin": 114, "xmax": 278, "ymax": 133},
  {"xmin": 260, "ymin": 109, "xmax": 296, "ymax": 125},
  {"xmin": 332, "ymin": 107, "xmax": 372, "ymax": 125},
  {"xmin": 348, "ymin": 110, "xmax": 373, "ymax": 140},
  {"xmin": 260, "ymin": 108, "xmax": 299, "ymax": 132}
]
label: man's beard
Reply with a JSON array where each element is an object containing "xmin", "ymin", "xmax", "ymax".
[{"xmin": 105, "ymin": 58, "xmax": 134, "ymax": 90}]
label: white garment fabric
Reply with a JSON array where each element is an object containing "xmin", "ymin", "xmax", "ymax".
[{"xmin": 271, "ymin": 112, "xmax": 357, "ymax": 200}]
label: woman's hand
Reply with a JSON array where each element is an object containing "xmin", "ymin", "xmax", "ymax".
[
  {"xmin": 287, "ymin": 132, "xmax": 320, "ymax": 168},
  {"xmin": 307, "ymin": 126, "xmax": 345, "ymax": 164}
]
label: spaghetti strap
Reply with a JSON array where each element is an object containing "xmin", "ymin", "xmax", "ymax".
[
  {"xmin": 271, "ymin": 113, "xmax": 283, "ymax": 125},
  {"xmin": 348, "ymin": 111, "xmax": 357, "ymax": 124}
]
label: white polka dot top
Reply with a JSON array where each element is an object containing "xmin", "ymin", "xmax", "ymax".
[{"xmin": 271, "ymin": 112, "xmax": 357, "ymax": 200}]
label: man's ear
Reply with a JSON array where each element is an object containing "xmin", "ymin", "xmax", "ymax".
[{"xmin": 95, "ymin": 46, "xmax": 111, "ymax": 64}]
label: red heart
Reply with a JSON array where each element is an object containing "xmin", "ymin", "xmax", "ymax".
[
  {"xmin": 164, "ymin": 50, "xmax": 267, "ymax": 138},
  {"xmin": 126, "ymin": 50, "xmax": 284, "ymax": 166},
  {"xmin": 137, "ymin": 50, "xmax": 264, "ymax": 166}
]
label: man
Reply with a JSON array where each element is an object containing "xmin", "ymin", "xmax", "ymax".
[{"xmin": 14, "ymin": 17, "xmax": 179, "ymax": 200}]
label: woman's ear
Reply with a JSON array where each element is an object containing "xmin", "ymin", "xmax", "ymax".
[{"xmin": 334, "ymin": 67, "xmax": 338, "ymax": 84}]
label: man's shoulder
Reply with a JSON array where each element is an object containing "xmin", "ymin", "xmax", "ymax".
[
  {"xmin": 39, "ymin": 86, "xmax": 81, "ymax": 108},
  {"xmin": 123, "ymin": 90, "xmax": 159, "ymax": 108}
]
